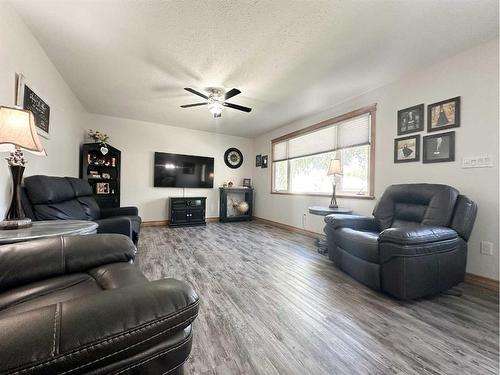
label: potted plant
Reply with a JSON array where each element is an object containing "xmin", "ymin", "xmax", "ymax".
[{"xmin": 88, "ymin": 129, "xmax": 110, "ymax": 155}]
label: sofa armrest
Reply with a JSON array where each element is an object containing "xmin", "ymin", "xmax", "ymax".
[
  {"xmin": 0, "ymin": 234, "xmax": 136, "ymax": 292},
  {"xmin": 101, "ymin": 206, "xmax": 139, "ymax": 218},
  {"xmin": 324, "ymin": 214, "xmax": 379, "ymax": 231},
  {"xmin": 0, "ymin": 279, "xmax": 199, "ymax": 374},
  {"xmin": 378, "ymin": 226, "xmax": 457, "ymax": 245},
  {"xmin": 96, "ymin": 217, "xmax": 133, "ymax": 238}
]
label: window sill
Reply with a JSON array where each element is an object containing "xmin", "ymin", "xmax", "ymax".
[{"xmin": 270, "ymin": 191, "xmax": 375, "ymax": 200}]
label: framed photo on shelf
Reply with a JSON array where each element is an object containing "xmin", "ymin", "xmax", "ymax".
[
  {"xmin": 394, "ymin": 135, "xmax": 420, "ymax": 163},
  {"xmin": 96, "ymin": 182, "xmax": 110, "ymax": 194},
  {"xmin": 427, "ymin": 97, "xmax": 460, "ymax": 132},
  {"xmin": 242, "ymin": 178, "xmax": 252, "ymax": 187},
  {"xmin": 15, "ymin": 73, "xmax": 51, "ymax": 139},
  {"xmin": 423, "ymin": 131, "xmax": 455, "ymax": 163},
  {"xmin": 256, "ymin": 154, "xmax": 262, "ymax": 167},
  {"xmin": 397, "ymin": 103, "xmax": 424, "ymax": 135}
]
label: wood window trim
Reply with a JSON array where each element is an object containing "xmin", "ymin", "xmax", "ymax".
[
  {"xmin": 270, "ymin": 103, "xmax": 377, "ymax": 197},
  {"xmin": 270, "ymin": 191, "xmax": 376, "ymax": 200}
]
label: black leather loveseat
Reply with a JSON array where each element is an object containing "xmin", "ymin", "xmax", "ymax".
[
  {"xmin": 325, "ymin": 184, "xmax": 477, "ymax": 300},
  {"xmin": 0, "ymin": 234, "xmax": 199, "ymax": 374},
  {"xmin": 22, "ymin": 175, "xmax": 141, "ymax": 244}
]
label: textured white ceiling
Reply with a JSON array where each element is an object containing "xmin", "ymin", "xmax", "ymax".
[{"xmin": 10, "ymin": 0, "xmax": 499, "ymax": 137}]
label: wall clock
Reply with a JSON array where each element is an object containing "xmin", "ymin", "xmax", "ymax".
[{"xmin": 224, "ymin": 148, "xmax": 243, "ymax": 169}]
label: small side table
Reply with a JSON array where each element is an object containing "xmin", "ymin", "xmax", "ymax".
[
  {"xmin": 0, "ymin": 220, "xmax": 98, "ymax": 244},
  {"xmin": 308, "ymin": 206, "xmax": 353, "ymax": 254}
]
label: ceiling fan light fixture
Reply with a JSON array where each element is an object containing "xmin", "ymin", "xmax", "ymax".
[
  {"xmin": 181, "ymin": 87, "xmax": 251, "ymax": 117},
  {"xmin": 208, "ymin": 102, "xmax": 223, "ymax": 117}
]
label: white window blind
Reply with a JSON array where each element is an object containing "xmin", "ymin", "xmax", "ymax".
[{"xmin": 272, "ymin": 113, "xmax": 371, "ymax": 161}]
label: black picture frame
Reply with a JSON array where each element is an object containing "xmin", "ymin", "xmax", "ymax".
[
  {"xmin": 394, "ymin": 135, "xmax": 420, "ymax": 163},
  {"xmin": 423, "ymin": 131, "xmax": 455, "ymax": 163},
  {"xmin": 15, "ymin": 73, "xmax": 50, "ymax": 139},
  {"xmin": 427, "ymin": 97, "xmax": 460, "ymax": 132},
  {"xmin": 261, "ymin": 155, "xmax": 268, "ymax": 168},
  {"xmin": 256, "ymin": 154, "xmax": 262, "ymax": 167},
  {"xmin": 243, "ymin": 178, "xmax": 252, "ymax": 187},
  {"xmin": 397, "ymin": 103, "xmax": 424, "ymax": 135}
]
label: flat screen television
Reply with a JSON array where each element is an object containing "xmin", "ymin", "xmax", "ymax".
[{"xmin": 154, "ymin": 152, "xmax": 214, "ymax": 188}]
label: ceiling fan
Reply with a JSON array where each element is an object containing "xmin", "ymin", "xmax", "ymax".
[{"xmin": 180, "ymin": 87, "xmax": 252, "ymax": 118}]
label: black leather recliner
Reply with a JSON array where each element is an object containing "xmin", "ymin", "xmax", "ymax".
[
  {"xmin": 21, "ymin": 175, "xmax": 141, "ymax": 244},
  {"xmin": 325, "ymin": 184, "xmax": 477, "ymax": 300},
  {"xmin": 0, "ymin": 234, "xmax": 199, "ymax": 374}
]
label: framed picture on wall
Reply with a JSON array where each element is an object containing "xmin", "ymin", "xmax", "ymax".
[
  {"xmin": 423, "ymin": 131, "xmax": 455, "ymax": 163},
  {"xmin": 397, "ymin": 104, "xmax": 424, "ymax": 135},
  {"xmin": 394, "ymin": 135, "xmax": 420, "ymax": 163},
  {"xmin": 261, "ymin": 155, "xmax": 268, "ymax": 168},
  {"xmin": 427, "ymin": 97, "xmax": 460, "ymax": 132},
  {"xmin": 15, "ymin": 73, "xmax": 51, "ymax": 139},
  {"xmin": 256, "ymin": 154, "xmax": 262, "ymax": 167}
]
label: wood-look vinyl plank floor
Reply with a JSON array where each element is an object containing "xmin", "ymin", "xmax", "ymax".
[{"xmin": 138, "ymin": 222, "xmax": 499, "ymax": 375}]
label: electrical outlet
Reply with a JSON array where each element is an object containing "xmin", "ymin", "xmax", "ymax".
[{"xmin": 480, "ymin": 241, "xmax": 494, "ymax": 256}]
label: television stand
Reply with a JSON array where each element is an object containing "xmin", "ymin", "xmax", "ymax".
[{"xmin": 169, "ymin": 197, "xmax": 207, "ymax": 227}]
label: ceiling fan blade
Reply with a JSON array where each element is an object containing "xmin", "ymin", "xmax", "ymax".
[
  {"xmin": 222, "ymin": 102, "xmax": 252, "ymax": 113},
  {"xmin": 180, "ymin": 102, "xmax": 208, "ymax": 108},
  {"xmin": 184, "ymin": 87, "xmax": 208, "ymax": 100},
  {"xmin": 224, "ymin": 88, "xmax": 241, "ymax": 100}
]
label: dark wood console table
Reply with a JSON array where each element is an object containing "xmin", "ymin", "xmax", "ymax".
[{"xmin": 169, "ymin": 197, "xmax": 206, "ymax": 227}]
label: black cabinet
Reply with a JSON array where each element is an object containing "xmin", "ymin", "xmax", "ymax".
[
  {"xmin": 169, "ymin": 197, "xmax": 206, "ymax": 227},
  {"xmin": 80, "ymin": 143, "xmax": 121, "ymax": 208},
  {"xmin": 219, "ymin": 187, "xmax": 253, "ymax": 222}
]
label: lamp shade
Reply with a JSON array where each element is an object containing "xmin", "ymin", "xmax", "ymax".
[
  {"xmin": 327, "ymin": 158, "xmax": 343, "ymax": 176},
  {"xmin": 0, "ymin": 106, "xmax": 45, "ymax": 155}
]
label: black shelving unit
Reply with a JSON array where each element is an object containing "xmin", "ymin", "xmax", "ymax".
[
  {"xmin": 219, "ymin": 187, "xmax": 253, "ymax": 222},
  {"xmin": 169, "ymin": 197, "xmax": 206, "ymax": 227},
  {"xmin": 80, "ymin": 143, "xmax": 121, "ymax": 208}
]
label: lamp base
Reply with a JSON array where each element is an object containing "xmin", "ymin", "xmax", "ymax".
[
  {"xmin": 329, "ymin": 204, "xmax": 339, "ymax": 209},
  {"xmin": 0, "ymin": 218, "xmax": 32, "ymax": 230}
]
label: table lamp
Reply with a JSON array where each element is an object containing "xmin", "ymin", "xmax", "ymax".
[
  {"xmin": 0, "ymin": 106, "xmax": 46, "ymax": 229},
  {"xmin": 327, "ymin": 158, "xmax": 343, "ymax": 208}
]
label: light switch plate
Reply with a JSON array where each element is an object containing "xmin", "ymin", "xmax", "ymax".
[
  {"xmin": 462, "ymin": 155, "xmax": 494, "ymax": 168},
  {"xmin": 480, "ymin": 241, "xmax": 494, "ymax": 256}
]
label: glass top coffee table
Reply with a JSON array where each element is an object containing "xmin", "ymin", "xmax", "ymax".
[{"xmin": 0, "ymin": 220, "xmax": 98, "ymax": 244}]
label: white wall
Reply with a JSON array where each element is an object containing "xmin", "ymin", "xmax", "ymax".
[
  {"xmin": 253, "ymin": 39, "xmax": 499, "ymax": 280},
  {"xmin": 86, "ymin": 114, "xmax": 254, "ymax": 221},
  {"xmin": 0, "ymin": 1, "xmax": 87, "ymax": 216}
]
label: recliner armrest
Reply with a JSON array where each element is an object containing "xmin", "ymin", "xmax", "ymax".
[
  {"xmin": 96, "ymin": 217, "xmax": 133, "ymax": 238},
  {"xmin": 378, "ymin": 226, "xmax": 457, "ymax": 245},
  {"xmin": 324, "ymin": 214, "xmax": 380, "ymax": 232},
  {"xmin": 0, "ymin": 279, "xmax": 199, "ymax": 374},
  {"xmin": 101, "ymin": 206, "xmax": 139, "ymax": 218},
  {"xmin": 0, "ymin": 234, "xmax": 136, "ymax": 292}
]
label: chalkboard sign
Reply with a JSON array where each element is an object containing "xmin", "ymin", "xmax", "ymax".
[{"xmin": 23, "ymin": 85, "xmax": 50, "ymax": 137}]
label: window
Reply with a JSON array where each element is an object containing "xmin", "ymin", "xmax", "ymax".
[{"xmin": 271, "ymin": 104, "xmax": 376, "ymax": 197}]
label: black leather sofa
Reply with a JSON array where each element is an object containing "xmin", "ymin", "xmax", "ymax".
[
  {"xmin": 0, "ymin": 234, "xmax": 199, "ymax": 374},
  {"xmin": 325, "ymin": 184, "xmax": 477, "ymax": 300},
  {"xmin": 21, "ymin": 175, "xmax": 141, "ymax": 244}
]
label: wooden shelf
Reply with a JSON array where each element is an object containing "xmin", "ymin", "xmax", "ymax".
[{"xmin": 80, "ymin": 143, "xmax": 121, "ymax": 208}]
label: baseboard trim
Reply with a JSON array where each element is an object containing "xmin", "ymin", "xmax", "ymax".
[
  {"xmin": 142, "ymin": 217, "xmax": 219, "ymax": 227},
  {"xmin": 253, "ymin": 216, "xmax": 323, "ymax": 239},
  {"xmin": 142, "ymin": 220, "xmax": 169, "ymax": 227},
  {"xmin": 464, "ymin": 273, "xmax": 499, "ymax": 291}
]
